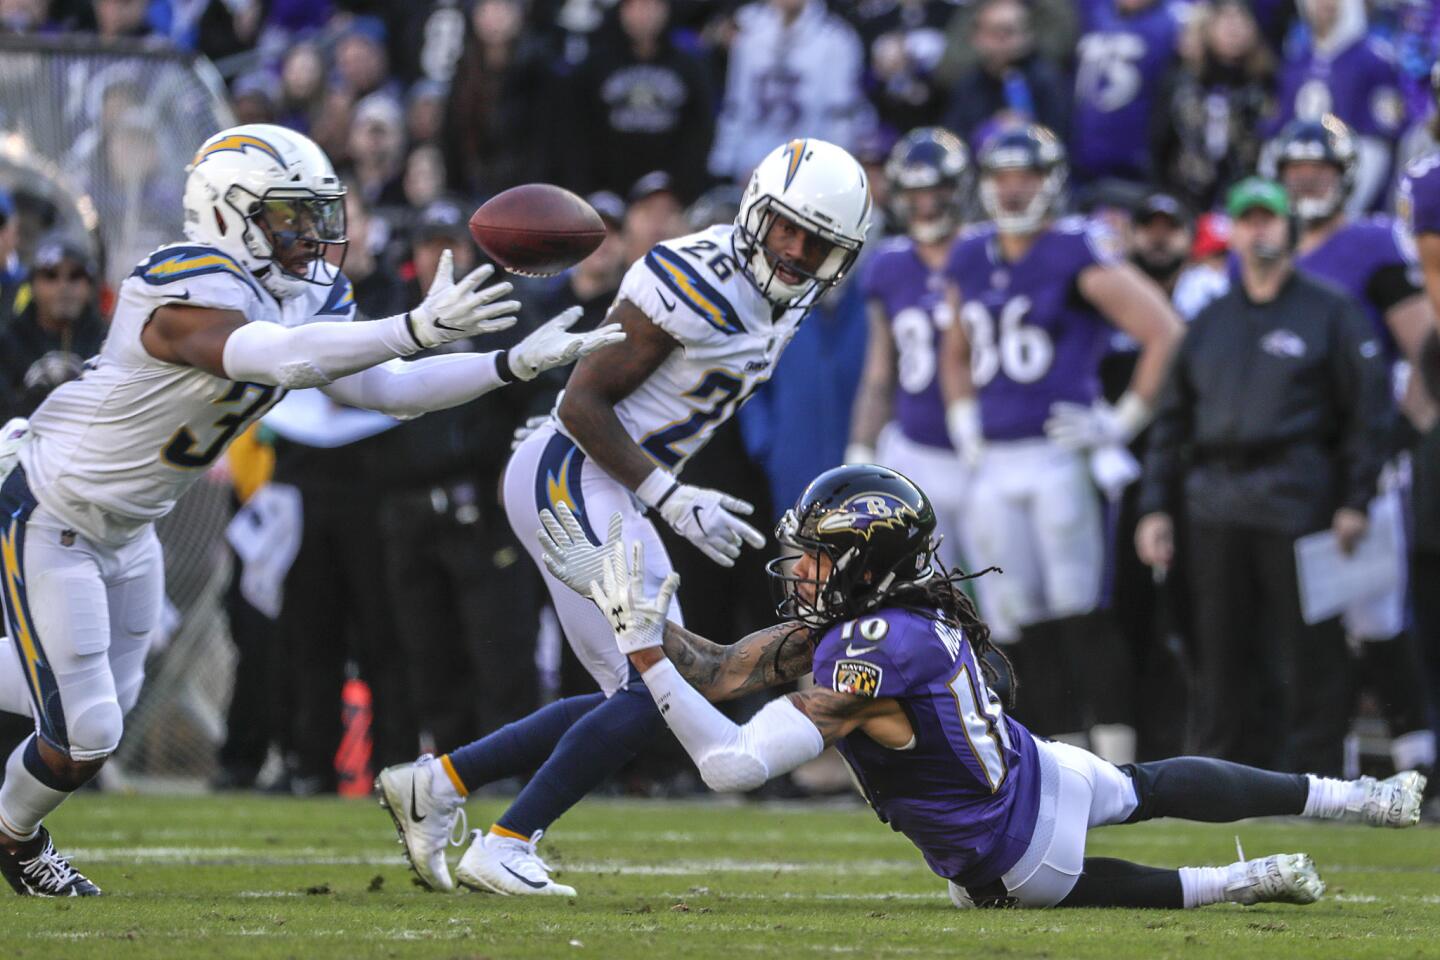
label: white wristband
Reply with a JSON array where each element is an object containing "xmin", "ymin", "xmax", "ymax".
[
  {"xmin": 844, "ymin": 443, "xmax": 876, "ymax": 465},
  {"xmin": 945, "ymin": 398, "xmax": 981, "ymax": 444},
  {"xmin": 635, "ymin": 466, "xmax": 678, "ymax": 510},
  {"xmin": 1113, "ymin": 391, "xmax": 1153, "ymax": 443}
]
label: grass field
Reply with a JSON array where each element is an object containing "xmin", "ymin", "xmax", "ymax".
[{"xmin": 2, "ymin": 792, "xmax": 1438, "ymax": 959}]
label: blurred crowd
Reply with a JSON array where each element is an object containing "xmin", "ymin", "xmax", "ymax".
[{"xmin": 0, "ymin": 0, "xmax": 1438, "ymax": 799}]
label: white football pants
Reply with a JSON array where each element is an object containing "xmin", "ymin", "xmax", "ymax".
[{"xmin": 875, "ymin": 425, "xmax": 969, "ymax": 572}]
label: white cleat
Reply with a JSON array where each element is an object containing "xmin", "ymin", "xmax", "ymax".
[
  {"xmin": 375, "ymin": 755, "xmax": 465, "ymax": 892},
  {"xmin": 1342, "ymin": 771, "xmax": 1427, "ymax": 828},
  {"xmin": 1225, "ymin": 853, "xmax": 1325, "ymax": 906},
  {"xmin": 456, "ymin": 829, "xmax": 576, "ymax": 897}
]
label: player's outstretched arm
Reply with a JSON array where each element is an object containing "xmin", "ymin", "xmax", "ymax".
[
  {"xmin": 588, "ymin": 537, "xmax": 877, "ymax": 791},
  {"xmin": 538, "ymin": 504, "xmax": 812, "ymax": 700},
  {"xmin": 143, "ymin": 251, "xmax": 520, "ymax": 388},
  {"xmin": 321, "ymin": 307, "xmax": 624, "ymax": 419}
]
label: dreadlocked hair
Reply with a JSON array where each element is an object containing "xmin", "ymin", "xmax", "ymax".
[{"xmin": 890, "ymin": 564, "xmax": 1016, "ymax": 708}]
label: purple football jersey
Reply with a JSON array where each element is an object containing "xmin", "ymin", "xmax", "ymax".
[
  {"xmin": 944, "ymin": 217, "xmax": 1120, "ymax": 441},
  {"xmin": 860, "ymin": 237, "xmax": 952, "ymax": 449},
  {"xmin": 813, "ymin": 606, "xmax": 1041, "ymax": 887},
  {"xmin": 1296, "ymin": 216, "xmax": 1420, "ymax": 363},
  {"xmin": 1071, "ymin": 0, "xmax": 1187, "ymax": 180},
  {"xmin": 1399, "ymin": 151, "xmax": 1440, "ymax": 236},
  {"xmin": 1274, "ymin": 37, "xmax": 1406, "ymax": 140}
]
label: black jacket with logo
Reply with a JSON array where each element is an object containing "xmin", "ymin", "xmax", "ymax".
[{"xmin": 1139, "ymin": 270, "xmax": 1392, "ymax": 535}]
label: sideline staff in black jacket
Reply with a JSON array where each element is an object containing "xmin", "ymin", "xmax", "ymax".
[{"xmin": 1136, "ymin": 178, "xmax": 1390, "ymax": 776}]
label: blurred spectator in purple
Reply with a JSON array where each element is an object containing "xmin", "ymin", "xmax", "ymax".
[
  {"xmin": 567, "ymin": 0, "xmax": 715, "ymax": 203},
  {"xmin": 276, "ymin": 42, "xmax": 328, "ymax": 135},
  {"xmin": 854, "ymin": 0, "xmax": 956, "ymax": 134},
  {"xmin": 443, "ymin": 0, "xmax": 554, "ymax": 198},
  {"xmin": 177, "ymin": 0, "xmax": 262, "ymax": 59},
  {"xmin": 1152, "ymin": 0, "xmax": 1274, "ymax": 211},
  {"xmin": 623, "ymin": 170, "xmax": 686, "ymax": 263},
  {"xmin": 406, "ymin": 80, "xmax": 448, "ymax": 146},
  {"xmin": 332, "ymin": 15, "xmax": 397, "ymax": 101},
  {"xmin": 941, "ymin": 0, "xmax": 1069, "ymax": 148},
  {"xmin": 1071, "ymin": 0, "xmax": 1189, "ymax": 185},
  {"xmin": 708, "ymin": 0, "xmax": 874, "ymax": 183},
  {"xmin": 83, "ymin": 0, "xmax": 166, "ymax": 45},
  {"xmin": 403, "ymin": 143, "xmax": 448, "ymax": 210},
  {"xmin": 0, "ymin": 0, "xmax": 54, "ymax": 32},
  {"xmin": 1273, "ymin": 0, "xmax": 1406, "ymax": 213},
  {"xmin": 231, "ymin": 71, "xmax": 280, "ymax": 126},
  {"xmin": 341, "ymin": 190, "xmax": 408, "ymax": 321},
  {"xmin": 933, "ymin": 0, "xmax": 1077, "ymax": 92},
  {"xmin": 344, "ymin": 94, "xmax": 407, "ymax": 208}
]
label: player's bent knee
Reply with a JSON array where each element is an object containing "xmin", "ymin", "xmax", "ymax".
[
  {"xmin": 66, "ymin": 700, "xmax": 123, "ymax": 761},
  {"xmin": 698, "ymin": 749, "xmax": 768, "ymax": 793}
]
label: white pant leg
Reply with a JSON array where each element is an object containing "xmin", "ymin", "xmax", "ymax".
[
  {"xmin": 0, "ymin": 639, "xmax": 33, "ymax": 717},
  {"xmin": 1343, "ymin": 486, "xmax": 1409, "ymax": 640},
  {"xmin": 997, "ymin": 738, "xmax": 1139, "ymax": 908},
  {"xmin": 101, "ymin": 527, "xmax": 163, "ymax": 714},
  {"xmin": 964, "ymin": 442, "xmax": 1046, "ymax": 642},
  {"xmin": 3, "ymin": 505, "xmax": 136, "ymax": 760},
  {"xmin": 503, "ymin": 426, "xmax": 683, "ymax": 696},
  {"xmin": 1027, "ymin": 444, "xmax": 1104, "ymax": 620},
  {"xmin": 876, "ymin": 425, "xmax": 969, "ymax": 571}
]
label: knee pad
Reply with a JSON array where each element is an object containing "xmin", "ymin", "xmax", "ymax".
[{"xmin": 66, "ymin": 700, "xmax": 123, "ymax": 761}]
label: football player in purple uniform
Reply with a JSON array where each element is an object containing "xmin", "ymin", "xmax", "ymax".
[
  {"xmin": 538, "ymin": 465, "xmax": 1426, "ymax": 909},
  {"xmin": 1397, "ymin": 63, "xmax": 1440, "ymax": 752},
  {"xmin": 935, "ymin": 124, "xmax": 1182, "ymax": 753},
  {"xmin": 848, "ymin": 128, "xmax": 972, "ymax": 571},
  {"xmin": 1272, "ymin": 0, "xmax": 1407, "ymax": 211},
  {"xmin": 1267, "ymin": 114, "xmax": 1438, "ymax": 781}
]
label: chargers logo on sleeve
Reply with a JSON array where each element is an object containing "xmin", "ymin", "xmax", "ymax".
[
  {"xmin": 834, "ymin": 659, "xmax": 882, "ymax": 697},
  {"xmin": 816, "ymin": 493, "xmax": 918, "ymax": 540}
]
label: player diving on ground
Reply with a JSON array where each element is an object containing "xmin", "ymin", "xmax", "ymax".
[
  {"xmin": 0, "ymin": 123, "xmax": 622, "ymax": 897},
  {"xmin": 539, "ymin": 464, "xmax": 1426, "ymax": 909}
]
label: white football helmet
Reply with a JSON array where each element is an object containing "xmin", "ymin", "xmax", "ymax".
[
  {"xmin": 733, "ymin": 138, "xmax": 872, "ymax": 305},
  {"xmin": 183, "ymin": 124, "xmax": 347, "ymax": 300}
]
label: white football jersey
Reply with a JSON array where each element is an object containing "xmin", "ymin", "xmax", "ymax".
[
  {"xmin": 557, "ymin": 224, "xmax": 814, "ymax": 473},
  {"xmin": 19, "ymin": 242, "xmax": 356, "ymax": 546}
]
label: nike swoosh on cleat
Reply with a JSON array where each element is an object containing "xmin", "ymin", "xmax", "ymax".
[
  {"xmin": 658, "ymin": 292, "xmax": 677, "ymax": 312},
  {"xmin": 502, "ymin": 865, "xmax": 549, "ymax": 890},
  {"xmin": 409, "ymin": 780, "xmax": 426, "ymax": 823}
]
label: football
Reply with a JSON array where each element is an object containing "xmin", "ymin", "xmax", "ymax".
[{"xmin": 469, "ymin": 183, "xmax": 607, "ymax": 277}]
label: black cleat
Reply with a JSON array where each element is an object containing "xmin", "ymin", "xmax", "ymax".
[{"xmin": 0, "ymin": 826, "xmax": 101, "ymax": 896}]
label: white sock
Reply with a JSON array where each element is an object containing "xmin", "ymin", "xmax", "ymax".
[
  {"xmin": 1391, "ymin": 730, "xmax": 1436, "ymax": 772},
  {"xmin": 0, "ymin": 739, "xmax": 69, "ymax": 841},
  {"xmin": 1178, "ymin": 866, "xmax": 1228, "ymax": 908},
  {"xmin": 1302, "ymin": 774, "xmax": 1354, "ymax": 819},
  {"xmin": 426, "ymin": 756, "xmax": 463, "ymax": 806}
]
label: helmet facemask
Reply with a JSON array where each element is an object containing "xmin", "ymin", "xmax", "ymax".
[
  {"xmin": 734, "ymin": 196, "xmax": 862, "ymax": 305},
  {"xmin": 1277, "ymin": 159, "xmax": 1345, "ymax": 226},
  {"xmin": 979, "ymin": 164, "xmax": 1064, "ymax": 235},
  {"xmin": 227, "ymin": 185, "xmax": 348, "ymax": 299}
]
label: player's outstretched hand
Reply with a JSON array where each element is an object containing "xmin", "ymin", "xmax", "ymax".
[
  {"xmin": 539, "ymin": 504, "xmax": 621, "ymax": 596},
  {"xmin": 507, "ymin": 307, "xmax": 626, "ymax": 381},
  {"xmin": 589, "ymin": 539, "xmax": 678, "ymax": 655},
  {"xmin": 407, "ymin": 250, "xmax": 520, "ymax": 349},
  {"xmin": 658, "ymin": 484, "xmax": 766, "ymax": 567}
]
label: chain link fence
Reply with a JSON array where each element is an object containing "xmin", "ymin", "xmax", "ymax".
[{"xmin": 0, "ymin": 36, "xmax": 237, "ymax": 783}]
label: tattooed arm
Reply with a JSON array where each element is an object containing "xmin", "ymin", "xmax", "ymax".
[{"xmin": 658, "ymin": 620, "xmax": 816, "ymax": 702}]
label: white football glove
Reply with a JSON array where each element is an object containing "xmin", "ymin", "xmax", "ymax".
[
  {"xmin": 945, "ymin": 399, "xmax": 984, "ymax": 469},
  {"xmin": 538, "ymin": 503, "xmax": 621, "ymax": 597},
  {"xmin": 0, "ymin": 418, "xmax": 29, "ymax": 484},
  {"xmin": 406, "ymin": 250, "xmax": 520, "ymax": 350},
  {"xmin": 506, "ymin": 307, "xmax": 626, "ymax": 381},
  {"xmin": 637, "ymin": 469, "xmax": 765, "ymax": 567},
  {"xmin": 1043, "ymin": 393, "xmax": 1151, "ymax": 451},
  {"xmin": 511, "ymin": 415, "xmax": 549, "ymax": 451},
  {"xmin": 590, "ymin": 538, "xmax": 679, "ymax": 655}
]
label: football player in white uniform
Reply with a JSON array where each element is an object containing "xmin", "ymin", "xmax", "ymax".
[
  {"xmin": 0, "ymin": 123, "xmax": 621, "ymax": 896},
  {"xmin": 377, "ymin": 138, "xmax": 872, "ymax": 897}
]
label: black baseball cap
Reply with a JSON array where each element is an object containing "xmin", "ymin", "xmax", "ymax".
[
  {"xmin": 412, "ymin": 197, "xmax": 471, "ymax": 244},
  {"xmin": 586, "ymin": 191, "xmax": 626, "ymax": 228},
  {"xmin": 1135, "ymin": 192, "xmax": 1192, "ymax": 227},
  {"xmin": 628, "ymin": 170, "xmax": 678, "ymax": 205},
  {"xmin": 32, "ymin": 234, "xmax": 97, "ymax": 278}
]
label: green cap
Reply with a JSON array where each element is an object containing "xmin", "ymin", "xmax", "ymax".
[{"xmin": 1226, "ymin": 177, "xmax": 1290, "ymax": 219}]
